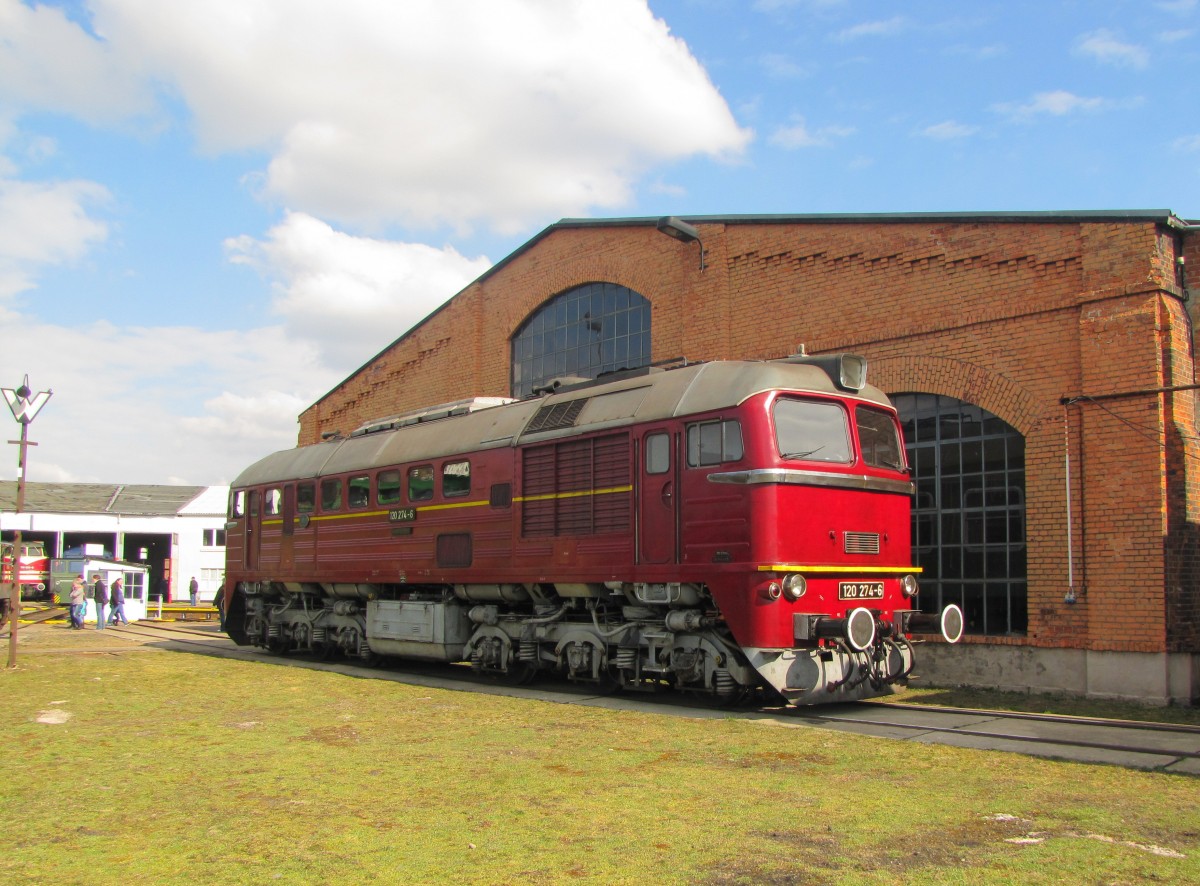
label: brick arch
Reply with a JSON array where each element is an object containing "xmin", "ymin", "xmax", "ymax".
[
  {"xmin": 871, "ymin": 355, "xmax": 1038, "ymax": 436},
  {"xmin": 500, "ymin": 250, "xmax": 668, "ymax": 338}
]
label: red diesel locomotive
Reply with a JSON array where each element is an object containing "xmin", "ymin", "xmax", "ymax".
[{"xmin": 220, "ymin": 354, "xmax": 962, "ymax": 705}]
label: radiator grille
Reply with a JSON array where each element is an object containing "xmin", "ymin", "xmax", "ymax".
[
  {"xmin": 844, "ymin": 532, "xmax": 880, "ymax": 555},
  {"xmin": 526, "ymin": 399, "xmax": 588, "ymax": 433},
  {"xmin": 521, "ymin": 433, "xmax": 631, "ymax": 537}
]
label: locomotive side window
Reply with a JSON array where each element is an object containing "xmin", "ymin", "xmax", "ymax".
[
  {"xmin": 231, "ymin": 490, "xmax": 245, "ymax": 518},
  {"xmin": 348, "ymin": 475, "xmax": 370, "ymax": 508},
  {"xmin": 377, "ymin": 470, "xmax": 402, "ymax": 505},
  {"xmin": 686, "ymin": 420, "xmax": 743, "ymax": 467},
  {"xmin": 646, "ymin": 432, "xmax": 670, "ymax": 474},
  {"xmin": 297, "ymin": 483, "xmax": 315, "ymax": 513},
  {"xmin": 773, "ymin": 399, "xmax": 852, "ymax": 464},
  {"xmin": 856, "ymin": 406, "xmax": 906, "ymax": 471},
  {"xmin": 249, "ymin": 490, "xmax": 260, "ymax": 517},
  {"xmin": 321, "ymin": 478, "xmax": 343, "ymax": 511},
  {"xmin": 264, "ymin": 488, "xmax": 281, "ymax": 515},
  {"xmin": 443, "ymin": 460, "xmax": 471, "ymax": 497},
  {"xmin": 409, "ymin": 466, "xmax": 434, "ymax": 501}
]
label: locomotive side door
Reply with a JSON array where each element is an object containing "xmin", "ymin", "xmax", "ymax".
[
  {"xmin": 279, "ymin": 484, "xmax": 295, "ymax": 571},
  {"xmin": 638, "ymin": 428, "xmax": 678, "ymax": 563},
  {"xmin": 244, "ymin": 489, "xmax": 261, "ymax": 570}
]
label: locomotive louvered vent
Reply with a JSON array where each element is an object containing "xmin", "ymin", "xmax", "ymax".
[
  {"xmin": 844, "ymin": 532, "xmax": 880, "ymax": 555},
  {"xmin": 526, "ymin": 398, "xmax": 588, "ymax": 433}
]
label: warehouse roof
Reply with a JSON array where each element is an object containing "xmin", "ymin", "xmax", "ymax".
[{"xmin": 0, "ymin": 481, "xmax": 221, "ymax": 517}]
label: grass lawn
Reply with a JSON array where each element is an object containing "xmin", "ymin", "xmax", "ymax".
[{"xmin": 1, "ymin": 629, "xmax": 1197, "ymax": 885}]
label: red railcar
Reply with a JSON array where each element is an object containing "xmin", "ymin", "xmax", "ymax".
[
  {"xmin": 221, "ymin": 355, "xmax": 961, "ymax": 705},
  {"xmin": 2, "ymin": 540, "xmax": 50, "ymax": 597}
]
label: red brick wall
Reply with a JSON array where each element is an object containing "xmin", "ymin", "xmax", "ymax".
[{"xmin": 297, "ymin": 217, "xmax": 1200, "ymax": 656}]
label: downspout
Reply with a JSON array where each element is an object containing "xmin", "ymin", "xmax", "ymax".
[{"xmin": 1062, "ymin": 402, "xmax": 1076, "ymax": 604}]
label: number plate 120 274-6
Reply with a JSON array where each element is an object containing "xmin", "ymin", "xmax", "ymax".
[{"xmin": 838, "ymin": 581, "xmax": 884, "ymax": 600}]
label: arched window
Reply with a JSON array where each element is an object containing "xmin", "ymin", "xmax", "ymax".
[
  {"xmin": 510, "ymin": 283, "xmax": 651, "ymax": 398},
  {"xmin": 892, "ymin": 393, "xmax": 1027, "ymax": 636}
]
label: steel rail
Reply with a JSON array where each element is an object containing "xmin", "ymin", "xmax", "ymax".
[{"xmin": 102, "ymin": 621, "xmax": 1200, "ymax": 766}]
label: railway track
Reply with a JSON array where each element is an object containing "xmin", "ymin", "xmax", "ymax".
[{"xmin": 110, "ymin": 620, "xmax": 1200, "ymax": 774}]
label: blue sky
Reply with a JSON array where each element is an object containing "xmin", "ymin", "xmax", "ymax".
[{"xmin": 0, "ymin": 0, "xmax": 1197, "ymax": 486}]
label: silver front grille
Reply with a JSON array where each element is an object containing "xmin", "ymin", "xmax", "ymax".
[{"xmin": 844, "ymin": 531, "xmax": 880, "ymax": 555}]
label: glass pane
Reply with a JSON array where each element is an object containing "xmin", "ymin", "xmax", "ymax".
[
  {"xmin": 408, "ymin": 465, "xmax": 434, "ymax": 501},
  {"xmin": 348, "ymin": 475, "xmax": 370, "ymax": 509},
  {"xmin": 646, "ymin": 433, "xmax": 670, "ymax": 474},
  {"xmin": 321, "ymin": 479, "xmax": 342, "ymax": 511},
  {"xmin": 773, "ymin": 398, "xmax": 852, "ymax": 464},
  {"xmin": 377, "ymin": 470, "xmax": 402, "ymax": 505},
  {"xmin": 443, "ymin": 461, "xmax": 471, "ymax": 497},
  {"xmin": 509, "ymin": 283, "xmax": 652, "ymax": 397},
  {"xmin": 856, "ymin": 406, "xmax": 904, "ymax": 469},
  {"xmin": 297, "ymin": 483, "xmax": 315, "ymax": 514}
]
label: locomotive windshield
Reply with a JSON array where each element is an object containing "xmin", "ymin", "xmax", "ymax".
[
  {"xmin": 855, "ymin": 405, "xmax": 906, "ymax": 471},
  {"xmin": 773, "ymin": 398, "xmax": 852, "ymax": 463}
]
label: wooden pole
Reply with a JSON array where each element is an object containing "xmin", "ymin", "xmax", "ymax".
[
  {"xmin": 4, "ymin": 375, "xmax": 49, "ymax": 668},
  {"xmin": 7, "ymin": 421, "xmax": 29, "ymax": 668}
]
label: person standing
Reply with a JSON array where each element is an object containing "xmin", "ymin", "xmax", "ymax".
[
  {"xmin": 108, "ymin": 576, "xmax": 129, "ymax": 626},
  {"xmin": 189, "ymin": 576, "xmax": 199, "ymax": 607},
  {"xmin": 69, "ymin": 575, "xmax": 86, "ymax": 629},
  {"xmin": 92, "ymin": 574, "xmax": 109, "ymax": 630}
]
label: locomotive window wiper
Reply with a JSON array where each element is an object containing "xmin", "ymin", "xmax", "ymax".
[
  {"xmin": 877, "ymin": 456, "xmax": 909, "ymax": 473},
  {"xmin": 781, "ymin": 446, "xmax": 825, "ymax": 460}
]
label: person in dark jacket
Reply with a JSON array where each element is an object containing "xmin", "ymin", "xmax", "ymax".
[
  {"xmin": 108, "ymin": 576, "xmax": 129, "ymax": 626},
  {"xmin": 92, "ymin": 575, "xmax": 108, "ymax": 630}
]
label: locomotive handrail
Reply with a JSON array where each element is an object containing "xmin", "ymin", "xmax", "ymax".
[{"xmin": 706, "ymin": 467, "xmax": 914, "ymax": 495}]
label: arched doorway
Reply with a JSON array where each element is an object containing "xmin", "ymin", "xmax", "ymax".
[
  {"xmin": 510, "ymin": 282, "xmax": 651, "ymax": 398},
  {"xmin": 892, "ymin": 393, "xmax": 1028, "ymax": 636}
]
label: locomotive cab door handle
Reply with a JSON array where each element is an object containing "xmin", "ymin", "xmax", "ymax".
[{"xmin": 661, "ymin": 482, "xmax": 673, "ymax": 504}]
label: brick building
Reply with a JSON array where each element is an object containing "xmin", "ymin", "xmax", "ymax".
[{"xmin": 299, "ymin": 211, "xmax": 1200, "ymax": 704}]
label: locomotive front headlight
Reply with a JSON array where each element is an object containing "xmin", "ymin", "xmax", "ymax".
[
  {"xmin": 900, "ymin": 574, "xmax": 919, "ymax": 598},
  {"xmin": 781, "ymin": 573, "xmax": 807, "ymax": 601}
]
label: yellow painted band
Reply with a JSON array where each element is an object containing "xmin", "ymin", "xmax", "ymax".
[
  {"xmin": 259, "ymin": 484, "xmax": 633, "ymax": 525},
  {"xmin": 758, "ymin": 564, "xmax": 924, "ymax": 574},
  {"xmin": 514, "ymin": 484, "xmax": 633, "ymax": 503}
]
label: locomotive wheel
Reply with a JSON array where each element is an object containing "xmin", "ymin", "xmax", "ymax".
[
  {"xmin": 265, "ymin": 636, "xmax": 289, "ymax": 656},
  {"xmin": 497, "ymin": 661, "xmax": 538, "ymax": 686}
]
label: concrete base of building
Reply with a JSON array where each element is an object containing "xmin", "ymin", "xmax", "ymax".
[{"xmin": 913, "ymin": 642, "xmax": 1199, "ymax": 707}]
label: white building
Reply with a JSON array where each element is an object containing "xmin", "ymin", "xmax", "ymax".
[{"xmin": 0, "ymin": 482, "xmax": 229, "ymax": 604}]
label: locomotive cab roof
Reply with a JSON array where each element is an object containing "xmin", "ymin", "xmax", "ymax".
[{"xmin": 231, "ymin": 355, "xmax": 891, "ymax": 488}]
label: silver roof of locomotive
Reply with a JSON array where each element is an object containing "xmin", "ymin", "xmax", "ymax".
[{"xmin": 231, "ymin": 359, "xmax": 893, "ymax": 487}]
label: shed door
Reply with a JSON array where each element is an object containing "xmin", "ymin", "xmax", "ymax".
[{"xmin": 638, "ymin": 429, "xmax": 678, "ymax": 564}]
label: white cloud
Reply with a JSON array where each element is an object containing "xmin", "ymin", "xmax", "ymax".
[
  {"xmin": 0, "ymin": 315, "xmax": 337, "ymax": 485},
  {"xmin": 0, "ymin": 0, "xmax": 156, "ymax": 124},
  {"xmin": 0, "ymin": 174, "xmax": 110, "ymax": 301},
  {"xmin": 834, "ymin": 16, "xmax": 907, "ymax": 42},
  {"xmin": 50, "ymin": 0, "xmax": 752, "ymax": 232},
  {"xmin": 225, "ymin": 213, "xmax": 493, "ymax": 370},
  {"xmin": 992, "ymin": 90, "xmax": 1108, "ymax": 120},
  {"xmin": 769, "ymin": 117, "xmax": 855, "ymax": 149},
  {"xmin": 759, "ymin": 53, "xmax": 814, "ymax": 79},
  {"xmin": 1172, "ymin": 134, "xmax": 1200, "ymax": 152},
  {"xmin": 1074, "ymin": 29, "xmax": 1149, "ymax": 69},
  {"xmin": 920, "ymin": 121, "xmax": 980, "ymax": 140}
]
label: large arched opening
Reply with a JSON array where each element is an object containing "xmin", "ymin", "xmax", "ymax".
[
  {"xmin": 510, "ymin": 282, "xmax": 651, "ymax": 398},
  {"xmin": 892, "ymin": 393, "xmax": 1028, "ymax": 636}
]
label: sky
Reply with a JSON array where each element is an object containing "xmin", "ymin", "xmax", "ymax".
[{"xmin": 0, "ymin": 0, "xmax": 1197, "ymax": 488}]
